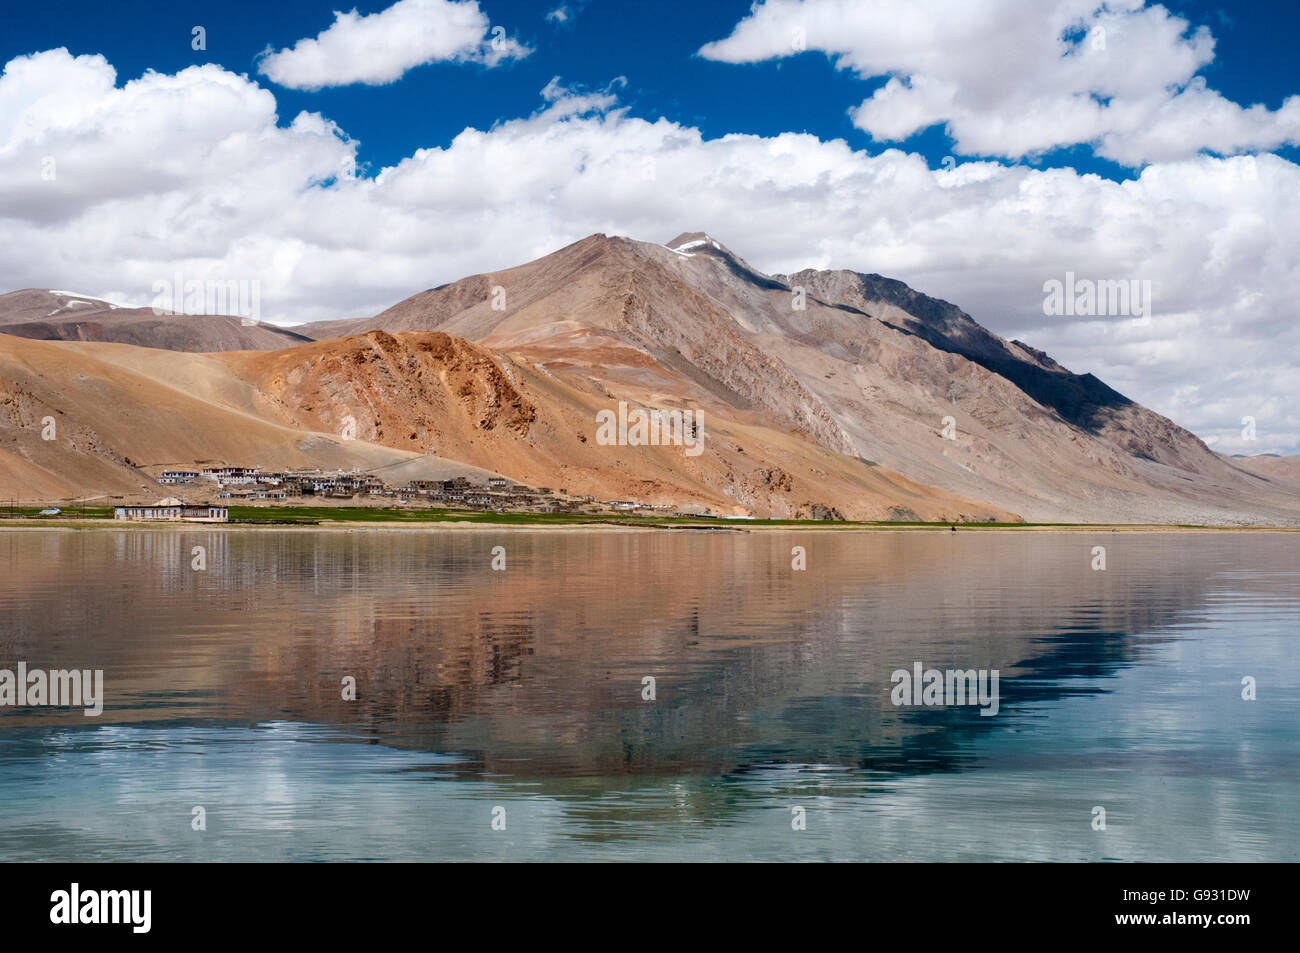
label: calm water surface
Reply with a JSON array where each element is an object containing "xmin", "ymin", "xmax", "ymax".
[{"xmin": 0, "ymin": 528, "xmax": 1296, "ymax": 861}]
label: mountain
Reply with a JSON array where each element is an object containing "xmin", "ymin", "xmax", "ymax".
[
  {"xmin": 1228, "ymin": 453, "xmax": 1300, "ymax": 488},
  {"xmin": 0, "ymin": 289, "xmax": 125, "ymax": 325},
  {"xmin": 0, "ymin": 290, "xmax": 313, "ymax": 351},
  {"xmin": 0, "ymin": 329, "xmax": 1007, "ymax": 519},
  {"xmin": 0, "ymin": 333, "xmax": 491, "ymax": 500},
  {"xmin": 292, "ymin": 232, "xmax": 1300, "ymax": 524},
  {"xmin": 3, "ymin": 233, "xmax": 1298, "ymax": 522}
]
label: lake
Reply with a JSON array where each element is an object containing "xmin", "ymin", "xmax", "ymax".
[{"xmin": 0, "ymin": 528, "xmax": 1296, "ymax": 861}]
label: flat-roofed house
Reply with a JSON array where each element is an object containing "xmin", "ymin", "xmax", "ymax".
[
  {"xmin": 114, "ymin": 497, "xmax": 229, "ymax": 522},
  {"xmin": 201, "ymin": 466, "xmax": 260, "ymax": 486}
]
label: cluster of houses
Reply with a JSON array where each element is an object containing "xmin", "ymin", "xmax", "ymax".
[{"xmin": 139, "ymin": 465, "xmax": 685, "ymax": 517}]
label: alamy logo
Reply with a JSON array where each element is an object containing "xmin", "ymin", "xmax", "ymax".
[
  {"xmin": 151, "ymin": 274, "xmax": 261, "ymax": 324},
  {"xmin": 890, "ymin": 662, "xmax": 1000, "ymax": 716},
  {"xmin": 50, "ymin": 883, "xmax": 150, "ymax": 933},
  {"xmin": 1042, "ymin": 272, "xmax": 1152, "ymax": 323},
  {"xmin": 595, "ymin": 401, "xmax": 704, "ymax": 457},
  {"xmin": 0, "ymin": 663, "xmax": 103, "ymax": 716}
]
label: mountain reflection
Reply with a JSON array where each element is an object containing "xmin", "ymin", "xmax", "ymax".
[{"xmin": 3, "ymin": 531, "xmax": 1281, "ymax": 786}]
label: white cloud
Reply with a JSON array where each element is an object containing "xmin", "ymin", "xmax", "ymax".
[
  {"xmin": 258, "ymin": 0, "xmax": 530, "ymax": 90},
  {"xmin": 1, "ymin": 50, "xmax": 1298, "ymax": 453},
  {"xmin": 545, "ymin": 1, "xmax": 590, "ymax": 27},
  {"xmin": 698, "ymin": 0, "xmax": 1300, "ymax": 166}
]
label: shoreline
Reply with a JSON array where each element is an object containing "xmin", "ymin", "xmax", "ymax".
[{"xmin": 2, "ymin": 518, "xmax": 1298, "ymax": 533}]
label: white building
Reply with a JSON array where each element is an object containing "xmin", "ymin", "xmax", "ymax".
[
  {"xmin": 159, "ymin": 470, "xmax": 200, "ymax": 484},
  {"xmin": 114, "ymin": 497, "xmax": 228, "ymax": 522}
]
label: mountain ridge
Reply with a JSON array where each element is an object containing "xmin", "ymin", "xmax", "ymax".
[
  {"xmin": 283, "ymin": 231, "xmax": 1295, "ymax": 523},
  {"xmin": 2, "ymin": 233, "xmax": 1297, "ymax": 523},
  {"xmin": 0, "ymin": 290, "xmax": 314, "ymax": 351}
]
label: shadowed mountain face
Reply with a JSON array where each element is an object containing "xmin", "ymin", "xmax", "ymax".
[{"xmin": 774, "ymin": 269, "xmax": 1133, "ymax": 434}]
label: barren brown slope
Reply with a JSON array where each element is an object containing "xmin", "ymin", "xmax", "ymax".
[
  {"xmin": 314, "ymin": 232, "xmax": 1300, "ymax": 524},
  {"xmin": 0, "ymin": 290, "xmax": 123, "ymax": 325},
  {"xmin": 0, "ymin": 334, "xmax": 484, "ymax": 501},
  {"xmin": 294, "ymin": 235, "xmax": 858, "ymax": 454},
  {"xmin": 12, "ymin": 236, "xmax": 1296, "ymax": 523},
  {"xmin": 215, "ymin": 329, "xmax": 1013, "ymax": 520},
  {"xmin": 1227, "ymin": 454, "xmax": 1300, "ymax": 488},
  {"xmin": 0, "ymin": 290, "xmax": 313, "ymax": 351},
  {"xmin": 764, "ymin": 264, "xmax": 1300, "ymax": 523}
]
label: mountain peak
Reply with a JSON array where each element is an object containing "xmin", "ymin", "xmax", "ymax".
[
  {"xmin": 0, "ymin": 288, "xmax": 123, "ymax": 328},
  {"xmin": 665, "ymin": 232, "xmax": 733, "ymax": 256}
]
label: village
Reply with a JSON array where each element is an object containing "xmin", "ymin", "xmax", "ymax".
[{"xmin": 107, "ymin": 464, "xmax": 698, "ymax": 521}]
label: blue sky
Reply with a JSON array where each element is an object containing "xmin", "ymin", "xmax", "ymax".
[
  {"xmin": 1, "ymin": 0, "xmax": 1298, "ymax": 453},
  {"xmin": 5, "ymin": 0, "xmax": 1296, "ymax": 177}
]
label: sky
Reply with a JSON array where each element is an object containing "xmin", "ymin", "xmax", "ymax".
[{"xmin": 1, "ymin": 0, "xmax": 1297, "ymax": 454}]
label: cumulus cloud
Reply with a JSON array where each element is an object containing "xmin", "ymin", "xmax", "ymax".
[
  {"xmin": 1, "ymin": 50, "xmax": 1297, "ymax": 453},
  {"xmin": 698, "ymin": 0, "xmax": 1300, "ymax": 166},
  {"xmin": 258, "ymin": 0, "xmax": 530, "ymax": 90}
]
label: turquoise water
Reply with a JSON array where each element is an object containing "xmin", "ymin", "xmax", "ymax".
[{"xmin": 0, "ymin": 528, "xmax": 1295, "ymax": 861}]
